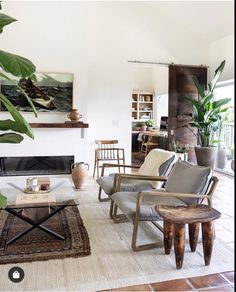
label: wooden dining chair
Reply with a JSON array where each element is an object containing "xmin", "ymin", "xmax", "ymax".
[
  {"xmin": 140, "ymin": 134, "xmax": 158, "ymax": 159},
  {"xmin": 93, "ymin": 140, "xmax": 125, "ymax": 178}
]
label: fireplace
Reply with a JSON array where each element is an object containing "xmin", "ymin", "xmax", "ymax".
[{"xmin": 0, "ymin": 156, "xmax": 74, "ymax": 176}]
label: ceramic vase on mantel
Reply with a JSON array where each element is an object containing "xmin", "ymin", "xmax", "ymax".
[
  {"xmin": 67, "ymin": 109, "xmax": 82, "ymax": 122},
  {"xmin": 71, "ymin": 162, "xmax": 89, "ymax": 189}
]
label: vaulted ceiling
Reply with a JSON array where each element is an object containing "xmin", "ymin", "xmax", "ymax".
[{"xmin": 147, "ymin": 1, "xmax": 234, "ymax": 43}]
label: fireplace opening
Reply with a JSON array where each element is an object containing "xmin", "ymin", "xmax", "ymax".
[{"xmin": 0, "ymin": 156, "xmax": 74, "ymax": 176}]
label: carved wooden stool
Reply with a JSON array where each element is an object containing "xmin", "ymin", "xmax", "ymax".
[{"xmin": 155, "ymin": 204, "xmax": 221, "ymax": 269}]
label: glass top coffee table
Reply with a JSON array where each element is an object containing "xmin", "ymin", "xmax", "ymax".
[{"xmin": 0, "ymin": 177, "xmax": 78, "ymax": 245}]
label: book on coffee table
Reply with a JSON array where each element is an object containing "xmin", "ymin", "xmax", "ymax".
[{"xmin": 15, "ymin": 193, "xmax": 56, "ymax": 205}]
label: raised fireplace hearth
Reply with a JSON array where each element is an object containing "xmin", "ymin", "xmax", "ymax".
[{"xmin": 0, "ymin": 156, "xmax": 74, "ymax": 176}]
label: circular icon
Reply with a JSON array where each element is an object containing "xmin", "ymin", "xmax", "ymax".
[{"xmin": 8, "ymin": 266, "xmax": 24, "ymax": 283}]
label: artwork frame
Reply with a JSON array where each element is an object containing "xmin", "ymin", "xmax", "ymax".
[{"xmin": 0, "ymin": 72, "xmax": 73, "ymax": 113}]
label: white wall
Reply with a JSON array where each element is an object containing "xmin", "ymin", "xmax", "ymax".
[
  {"xmin": 208, "ymin": 34, "xmax": 234, "ymax": 81},
  {"xmin": 1, "ymin": 1, "xmax": 228, "ymax": 174}
]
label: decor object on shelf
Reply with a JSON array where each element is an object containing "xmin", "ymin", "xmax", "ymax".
[
  {"xmin": 134, "ymin": 122, "xmax": 143, "ymax": 131},
  {"xmin": 67, "ymin": 109, "xmax": 82, "ymax": 121},
  {"xmin": 140, "ymin": 124, "xmax": 147, "ymax": 131},
  {"xmin": 71, "ymin": 162, "xmax": 89, "ymax": 189},
  {"xmin": 0, "ymin": 4, "xmax": 37, "ymax": 143},
  {"xmin": 0, "ymin": 72, "xmax": 73, "ymax": 113},
  {"xmin": 184, "ymin": 60, "xmax": 231, "ymax": 168},
  {"xmin": 145, "ymin": 119, "xmax": 155, "ymax": 130}
]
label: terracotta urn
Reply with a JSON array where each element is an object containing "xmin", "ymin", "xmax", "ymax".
[
  {"xmin": 71, "ymin": 162, "xmax": 89, "ymax": 189},
  {"xmin": 67, "ymin": 109, "xmax": 82, "ymax": 121}
]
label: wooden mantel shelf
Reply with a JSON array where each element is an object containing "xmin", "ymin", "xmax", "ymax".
[
  {"xmin": 29, "ymin": 122, "xmax": 89, "ymax": 138},
  {"xmin": 29, "ymin": 122, "xmax": 89, "ymax": 128}
]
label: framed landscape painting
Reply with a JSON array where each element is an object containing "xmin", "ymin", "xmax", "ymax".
[{"xmin": 0, "ymin": 72, "xmax": 73, "ymax": 112}]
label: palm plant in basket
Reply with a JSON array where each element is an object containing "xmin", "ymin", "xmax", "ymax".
[{"xmin": 185, "ymin": 60, "xmax": 231, "ymax": 168}]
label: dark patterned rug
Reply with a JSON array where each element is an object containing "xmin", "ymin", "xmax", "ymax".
[{"xmin": 0, "ymin": 204, "xmax": 90, "ymax": 264}]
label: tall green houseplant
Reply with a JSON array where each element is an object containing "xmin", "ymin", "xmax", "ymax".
[
  {"xmin": 186, "ymin": 60, "xmax": 231, "ymax": 148},
  {"xmin": 0, "ymin": 3, "xmax": 37, "ymax": 208},
  {"xmin": 0, "ymin": 3, "xmax": 37, "ymax": 144},
  {"xmin": 184, "ymin": 60, "xmax": 231, "ymax": 169}
]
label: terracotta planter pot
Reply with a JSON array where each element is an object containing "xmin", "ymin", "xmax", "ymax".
[{"xmin": 194, "ymin": 146, "xmax": 217, "ymax": 169}]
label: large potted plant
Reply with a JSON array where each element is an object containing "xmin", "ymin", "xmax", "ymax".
[
  {"xmin": 0, "ymin": 4, "xmax": 37, "ymax": 208},
  {"xmin": 185, "ymin": 60, "xmax": 231, "ymax": 168}
]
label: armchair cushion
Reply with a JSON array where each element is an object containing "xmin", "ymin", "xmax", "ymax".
[
  {"xmin": 165, "ymin": 160, "xmax": 212, "ymax": 205},
  {"xmin": 96, "ymin": 151, "xmax": 176, "ymax": 196},
  {"xmin": 97, "ymin": 173, "xmax": 153, "ymax": 196},
  {"xmin": 111, "ymin": 190, "xmax": 186, "ymax": 222},
  {"xmin": 138, "ymin": 149, "xmax": 177, "ymax": 188}
]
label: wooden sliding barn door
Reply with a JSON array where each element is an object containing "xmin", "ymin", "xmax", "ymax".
[{"xmin": 168, "ymin": 65, "xmax": 207, "ymax": 163}]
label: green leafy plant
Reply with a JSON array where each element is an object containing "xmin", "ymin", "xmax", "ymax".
[
  {"xmin": 0, "ymin": 192, "xmax": 7, "ymax": 209},
  {"xmin": 0, "ymin": 3, "xmax": 37, "ymax": 143},
  {"xmin": 169, "ymin": 139, "xmax": 190, "ymax": 153},
  {"xmin": 184, "ymin": 60, "xmax": 231, "ymax": 147},
  {"xmin": 145, "ymin": 119, "xmax": 155, "ymax": 127}
]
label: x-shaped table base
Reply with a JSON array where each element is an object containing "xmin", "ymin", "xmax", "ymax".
[{"xmin": 5, "ymin": 204, "xmax": 67, "ymax": 245}]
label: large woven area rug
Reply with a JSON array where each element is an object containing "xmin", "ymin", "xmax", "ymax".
[
  {"xmin": 0, "ymin": 179, "xmax": 234, "ymax": 291},
  {"xmin": 0, "ymin": 204, "xmax": 90, "ymax": 265}
]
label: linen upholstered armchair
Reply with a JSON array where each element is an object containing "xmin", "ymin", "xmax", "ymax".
[
  {"xmin": 110, "ymin": 160, "xmax": 218, "ymax": 252},
  {"xmin": 96, "ymin": 148, "xmax": 177, "ymax": 203}
]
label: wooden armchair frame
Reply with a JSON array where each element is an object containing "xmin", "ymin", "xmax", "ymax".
[{"xmin": 110, "ymin": 173, "xmax": 219, "ymax": 252}]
